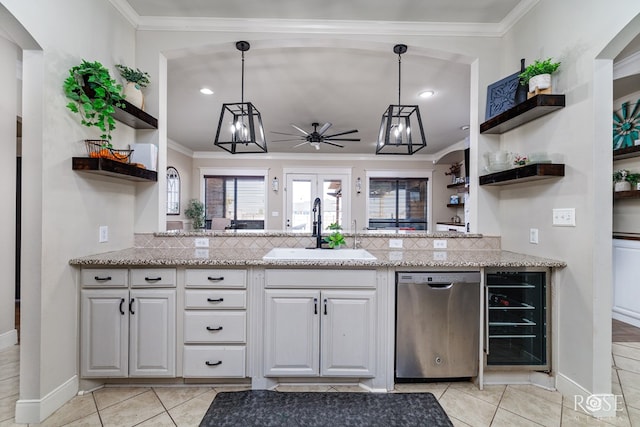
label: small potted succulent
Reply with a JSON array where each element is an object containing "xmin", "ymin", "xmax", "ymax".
[
  {"xmin": 518, "ymin": 57, "xmax": 561, "ymax": 94},
  {"xmin": 613, "ymin": 170, "xmax": 640, "ymax": 192},
  {"xmin": 63, "ymin": 59, "xmax": 125, "ymax": 145},
  {"xmin": 115, "ymin": 64, "xmax": 151, "ymax": 110},
  {"xmin": 185, "ymin": 199, "xmax": 206, "ymax": 230},
  {"xmin": 324, "ymin": 222, "xmax": 346, "ymax": 249}
]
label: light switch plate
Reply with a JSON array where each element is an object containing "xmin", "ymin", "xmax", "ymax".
[
  {"xmin": 433, "ymin": 239, "xmax": 447, "ymax": 249},
  {"xmin": 195, "ymin": 238, "xmax": 209, "ymax": 248},
  {"xmin": 552, "ymin": 208, "xmax": 576, "ymax": 226}
]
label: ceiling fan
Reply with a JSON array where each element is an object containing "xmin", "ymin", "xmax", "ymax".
[{"xmin": 271, "ymin": 122, "xmax": 360, "ymax": 150}]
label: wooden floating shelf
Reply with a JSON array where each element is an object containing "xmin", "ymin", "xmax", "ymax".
[
  {"xmin": 447, "ymin": 203, "xmax": 465, "ymax": 208},
  {"xmin": 614, "ymin": 190, "xmax": 640, "ymax": 200},
  {"xmin": 72, "ymin": 157, "xmax": 158, "ymax": 182},
  {"xmin": 613, "ymin": 145, "xmax": 640, "ymax": 160},
  {"xmin": 480, "ymin": 94, "xmax": 565, "ymax": 134},
  {"xmin": 479, "ymin": 163, "xmax": 565, "ymax": 186},
  {"xmin": 113, "ymin": 99, "xmax": 158, "ymax": 129}
]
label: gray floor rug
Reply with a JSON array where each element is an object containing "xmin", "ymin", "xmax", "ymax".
[{"xmin": 199, "ymin": 390, "xmax": 453, "ymax": 426}]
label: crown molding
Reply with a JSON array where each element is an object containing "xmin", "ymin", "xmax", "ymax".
[
  {"xmin": 497, "ymin": 0, "xmax": 539, "ymax": 35},
  {"xmin": 108, "ymin": 0, "xmax": 140, "ymax": 28},
  {"xmin": 168, "ymin": 139, "xmax": 194, "ymax": 157},
  {"xmin": 191, "ymin": 150, "xmax": 439, "ymax": 163},
  {"xmin": 614, "ymin": 50, "xmax": 640, "ymax": 80}
]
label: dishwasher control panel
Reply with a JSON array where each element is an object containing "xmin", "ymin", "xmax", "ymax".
[{"xmin": 397, "ymin": 271, "xmax": 480, "ymax": 285}]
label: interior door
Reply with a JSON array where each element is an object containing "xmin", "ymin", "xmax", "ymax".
[{"xmin": 285, "ymin": 173, "xmax": 350, "ymax": 232}]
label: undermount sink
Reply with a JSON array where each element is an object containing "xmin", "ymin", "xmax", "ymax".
[{"xmin": 262, "ymin": 247, "xmax": 377, "ymax": 261}]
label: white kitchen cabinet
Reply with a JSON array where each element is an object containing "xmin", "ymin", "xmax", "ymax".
[
  {"xmin": 81, "ymin": 288, "xmax": 176, "ymax": 378},
  {"xmin": 183, "ymin": 268, "xmax": 248, "ymax": 378},
  {"xmin": 264, "ymin": 288, "xmax": 376, "ymax": 377},
  {"xmin": 80, "ymin": 268, "xmax": 176, "ymax": 378}
]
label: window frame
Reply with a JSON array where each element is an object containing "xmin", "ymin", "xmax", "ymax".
[
  {"xmin": 199, "ymin": 167, "xmax": 269, "ymax": 228},
  {"xmin": 365, "ymin": 169, "xmax": 433, "ymax": 232}
]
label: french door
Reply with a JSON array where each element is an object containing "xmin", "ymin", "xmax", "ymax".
[{"xmin": 284, "ymin": 173, "xmax": 350, "ymax": 232}]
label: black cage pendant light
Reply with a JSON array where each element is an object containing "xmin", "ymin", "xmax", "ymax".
[
  {"xmin": 214, "ymin": 41, "xmax": 267, "ymax": 154},
  {"xmin": 376, "ymin": 44, "xmax": 427, "ymax": 155}
]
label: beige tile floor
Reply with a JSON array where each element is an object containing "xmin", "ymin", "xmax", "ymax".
[{"xmin": 1, "ymin": 343, "xmax": 639, "ymax": 426}]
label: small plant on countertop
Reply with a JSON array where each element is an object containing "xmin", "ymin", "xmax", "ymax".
[
  {"xmin": 185, "ymin": 199, "xmax": 206, "ymax": 229},
  {"xmin": 614, "ymin": 169, "xmax": 640, "ymax": 186},
  {"xmin": 513, "ymin": 155, "xmax": 528, "ymax": 166},
  {"xmin": 115, "ymin": 64, "xmax": 151, "ymax": 88},
  {"xmin": 324, "ymin": 222, "xmax": 346, "ymax": 248}
]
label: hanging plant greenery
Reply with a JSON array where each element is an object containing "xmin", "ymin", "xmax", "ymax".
[
  {"xmin": 63, "ymin": 60, "xmax": 125, "ymax": 145},
  {"xmin": 115, "ymin": 64, "xmax": 151, "ymax": 88}
]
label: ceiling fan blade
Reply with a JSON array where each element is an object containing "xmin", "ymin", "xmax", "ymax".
[
  {"xmin": 293, "ymin": 141, "xmax": 310, "ymax": 148},
  {"xmin": 322, "ymin": 141, "xmax": 344, "ymax": 148},
  {"xmin": 290, "ymin": 124, "xmax": 309, "ymax": 135},
  {"xmin": 271, "ymin": 131, "xmax": 302, "ymax": 136},
  {"xmin": 271, "ymin": 138, "xmax": 306, "ymax": 142},
  {"xmin": 324, "ymin": 129, "xmax": 358, "ymax": 138},
  {"xmin": 318, "ymin": 122, "xmax": 332, "ymax": 135},
  {"xmin": 325, "ymin": 137, "xmax": 361, "ymax": 142}
]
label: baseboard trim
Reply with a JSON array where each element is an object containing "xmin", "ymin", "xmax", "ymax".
[
  {"xmin": 612, "ymin": 309, "xmax": 640, "ymax": 328},
  {"xmin": 0, "ymin": 329, "xmax": 17, "ymax": 350},
  {"xmin": 15, "ymin": 375, "xmax": 78, "ymax": 424},
  {"xmin": 556, "ymin": 373, "xmax": 619, "ymax": 418}
]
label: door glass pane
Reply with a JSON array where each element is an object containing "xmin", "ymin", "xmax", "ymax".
[
  {"xmin": 291, "ymin": 180, "xmax": 312, "ymax": 232},
  {"xmin": 322, "ymin": 179, "xmax": 343, "ymax": 229}
]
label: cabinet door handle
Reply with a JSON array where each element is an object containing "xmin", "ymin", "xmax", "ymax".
[
  {"xmin": 314, "ymin": 297, "xmax": 318, "ymax": 315},
  {"xmin": 324, "ymin": 298, "xmax": 328, "ymax": 315},
  {"xmin": 94, "ymin": 276, "xmax": 111, "ymax": 281},
  {"xmin": 207, "ymin": 298, "xmax": 224, "ymax": 303},
  {"xmin": 129, "ymin": 298, "xmax": 135, "ymax": 315},
  {"xmin": 207, "ymin": 276, "xmax": 224, "ymax": 281},
  {"xmin": 206, "ymin": 326, "xmax": 223, "ymax": 331},
  {"xmin": 144, "ymin": 276, "xmax": 162, "ymax": 282},
  {"xmin": 205, "ymin": 360, "xmax": 222, "ymax": 366},
  {"xmin": 119, "ymin": 298, "xmax": 125, "ymax": 315}
]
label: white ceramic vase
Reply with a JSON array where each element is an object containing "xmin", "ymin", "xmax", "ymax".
[
  {"xmin": 123, "ymin": 81, "xmax": 144, "ymax": 110},
  {"xmin": 614, "ymin": 181, "xmax": 632, "ymax": 192},
  {"xmin": 529, "ymin": 74, "xmax": 551, "ymax": 92}
]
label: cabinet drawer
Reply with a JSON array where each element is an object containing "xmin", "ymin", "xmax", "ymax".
[
  {"xmin": 265, "ymin": 269, "xmax": 376, "ymax": 289},
  {"xmin": 185, "ymin": 290, "xmax": 247, "ymax": 309},
  {"xmin": 81, "ymin": 268, "xmax": 128, "ymax": 288},
  {"xmin": 185, "ymin": 269, "xmax": 246, "ymax": 288},
  {"xmin": 183, "ymin": 345, "xmax": 246, "ymax": 378},
  {"xmin": 130, "ymin": 268, "xmax": 176, "ymax": 288},
  {"xmin": 184, "ymin": 311, "xmax": 246, "ymax": 343}
]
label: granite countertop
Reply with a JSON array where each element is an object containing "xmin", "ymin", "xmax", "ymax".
[{"xmin": 69, "ymin": 247, "xmax": 566, "ymax": 268}]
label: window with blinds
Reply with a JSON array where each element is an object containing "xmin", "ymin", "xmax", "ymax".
[
  {"xmin": 368, "ymin": 178, "xmax": 428, "ymax": 230},
  {"xmin": 204, "ymin": 176, "xmax": 265, "ymax": 229}
]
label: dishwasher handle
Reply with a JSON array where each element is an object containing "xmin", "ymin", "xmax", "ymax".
[{"xmin": 427, "ymin": 283, "xmax": 454, "ymax": 289}]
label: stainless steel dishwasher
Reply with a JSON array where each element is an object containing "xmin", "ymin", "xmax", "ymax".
[{"xmin": 395, "ymin": 271, "xmax": 480, "ymax": 380}]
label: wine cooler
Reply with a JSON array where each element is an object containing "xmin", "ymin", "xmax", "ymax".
[{"xmin": 485, "ymin": 269, "xmax": 549, "ymax": 370}]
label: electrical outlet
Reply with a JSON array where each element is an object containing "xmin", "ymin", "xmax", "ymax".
[
  {"xmin": 389, "ymin": 239, "xmax": 403, "ymax": 249},
  {"xmin": 529, "ymin": 228, "xmax": 539, "ymax": 244},
  {"xmin": 195, "ymin": 238, "xmax": 209, "ymax": 248},
  {"xmin": 433, "ymin": 251, "xmax": 447, "ymax": 261},
  {"xmin": 433, "ymin": 239, "xmax": 447, "ymax": 249},
  {"xmin": 99, "ymin": 226, "xmax": 108, "ymax": 243},
  {"xmin": 552, "ymin": 208, "xmax": 576, "ymax": 226},
  {"xmin": 194, "ymin": 249, "xmax": 209, "ymax": 258}
]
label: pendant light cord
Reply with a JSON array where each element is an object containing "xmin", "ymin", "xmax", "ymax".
[
  {"xmin": 397, "ymin": 52, "xmax": 402, "ymax": 106},
  {"xmin": 241, "ymin": 50, "xmax": 245, "ymax": 105}
]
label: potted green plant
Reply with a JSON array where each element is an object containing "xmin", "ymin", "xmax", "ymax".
[
  {"xmin": 518, "ymin": 57, "xmax": 561, "ymax": 94},
  {"xmin": 63, "ymin": 60, "xmax": 125, "ymax": 146},
  {"xmin": 613, "ymin": 169, "xmax": 640, "ymax": 192},
  {"xmin": 185, "ymin": 199, "xmax": 206, "ymax": 229},
  {"xmin": 324, "ymin": 222, "xmax": 346, "ymax": 249},
  {"xmin": 115, "ymin": 64, "xmax": 151, "ymax": 110}
]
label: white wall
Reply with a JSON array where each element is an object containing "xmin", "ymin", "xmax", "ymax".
[
  {"xmin": 0, "ymin": 34, "xmax": 17, "ymax": 350},
  {"xmin": 0, "ymin": 0, "xmax": 138, "ymax": 422},
  {"xmin": 166, "ymin": 144, "xmax": 193, "ymax": 225},
  {"xmin": 497, "ymin": 0, "xmax": 640, "ymax": 400}
]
